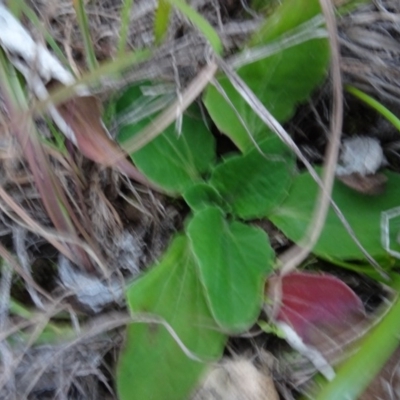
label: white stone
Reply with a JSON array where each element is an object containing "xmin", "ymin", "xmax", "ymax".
[
  {"xmin": 192, "ymin": 355, "xmax": 279, "ymax": 400},
  {"xmin": 336, "ymin": 136, "xmax": 386, "ymax": 176}
]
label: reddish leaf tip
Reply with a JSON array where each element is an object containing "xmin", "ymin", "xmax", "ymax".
[{"xmin": 267, "ymin": 272, "xmax": 365, "ymax": 343}]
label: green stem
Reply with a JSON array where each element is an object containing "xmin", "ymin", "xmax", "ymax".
[
  {"xmin": 345, "ymin": 85, "xmax": 400, "ymax": 132},
  {"xmin": 73, "ymin": 0, "xmax": 98, "ymax": 70},
  {"xmin": 165, "ymin": 0, "xmax": 222, "ymax": 55},
  {"xmin": 118, "ymin": 0, "xmax": 135, "ymax": 56},
  {"xmin": 154, "ymin": 0, "xmax": 172, "ymax": 46},
  {"xmin": 314, "ymin": 288, "xmax": 400, "ymax": 399}
]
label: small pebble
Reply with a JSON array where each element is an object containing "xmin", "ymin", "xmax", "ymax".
[{"xmin": 336, "ymin": 136, "xmax": 386, "ymax": 176}]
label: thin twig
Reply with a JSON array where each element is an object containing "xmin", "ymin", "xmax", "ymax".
[
  {"xmin": 121, "ymin": 60, "xmax": 218, "ymax": 155},
  {"xmin": 279, "ymin": 0, "xmax": 344, "ymax": 274},
  {"xmin": 20, "ymin": 311, "xmax": 217, "ymax": 398}
]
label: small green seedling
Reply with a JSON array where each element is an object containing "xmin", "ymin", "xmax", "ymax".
[{"xmin": 116, "ymin": 0, "xmax": 330, "ymax": 398}]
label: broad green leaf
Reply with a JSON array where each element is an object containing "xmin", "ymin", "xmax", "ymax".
[
  {"xmin": 209, "ymin": 136, "xmax": 295, "ymax": 219},
  {"xmin": 115, "ymin": 81, "xmax": 168, "ymax": 114},
  {"xmin": 187, "ymin": 207, "xmax": 274, "ymax": 331},
  {"xmin": 203, "ymin": 0, "xmax": 329, "ymax": 151},
  {"xmin": 183, "ymin": 182, "xmax": 229, "ymax": 212},
  {"xmin": 250, "ymin": 0, "xmax": 324, "ymax": 45},
  {"xmin": 117, "ymin": 84, "xmax": 215, "ymax": 194},
  {"xmin": 269, "ymin": 169, "xmax": 400, "ymax": 262},
  {"xmin": 117, "ymin": 235, "xmax": 226, "ymax": 400}
]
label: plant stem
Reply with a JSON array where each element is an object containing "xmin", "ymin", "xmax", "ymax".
[{"xmin": 346, "ymin": 85, "xmax": 400, "ymax": 132}]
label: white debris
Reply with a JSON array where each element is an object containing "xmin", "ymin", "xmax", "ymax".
[
  {"xmin": 0, "ymin": 3, "xmax": 74, "ymax": 85},
  {"xmin": 192, "ymin": 355, "xmax": 279, "ymax": 400},
  {"xmin": 113, "ymin": 230, "xmax": 143, "ymax": 275},
  {"xmin": 336, "ymin": 136, "xmax": 386, "ymax": 176},
  {"xmin": 0, "ymin": 4, "xmax": 88, "ymax": 144},
  {"xmin": 58, "ymin": 257, "xmax": 124, "ymax": 313},
  {"xmin": 277, "ymin": 321, "xmax": 335, "ymax": 381}
]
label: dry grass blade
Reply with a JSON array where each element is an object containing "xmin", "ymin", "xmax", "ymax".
[
  {"xmin": 1, "ymin": 113, "xmax": 90, "ymax": 270},
  {"xmin": 0, "ymin": 182, "xmax": 106, "ymax": 271},
  {"xmin": 16, "ymin": 311, "xmax": 214, "ymax": 398},
  {"xmin": 121, "ymin": 60, "xmax": 218, "ymax": 155},
  {"xmin": 0, "ymin": 17, "xmax": 103, "ymax": 271},
  {"xmin": 0, "ymin": 242, "xmax": 52, "ymax": 301},
  {"xmin": 339, "ymin": 0, "xmax": 400, "ymax": 105},
  {"xmin": 7, "ymin": 109, "xmax": 94, "ymax": 271},
  {"xmin": 279, "ymin": 0, "xmax": 385, "ymax": 278},
  {"xmin": 1, "ymin": 5, "xmax": 155, "ymax": 192},
  {"xmin": 279, "ymin": 0, "xmax": 344, "ymax": 274}
]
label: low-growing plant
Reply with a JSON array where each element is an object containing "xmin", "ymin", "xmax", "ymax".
[
  {"xmin": 116, "ymin": 0, "xmax": 331, "ymax": 398},
  {"xmin": 2, "ymin": 0, "xmax": 400, "ymax": 398},
  {"xmin": 115, "ymin": 0, "xmax": 400, "ymax": 398}
]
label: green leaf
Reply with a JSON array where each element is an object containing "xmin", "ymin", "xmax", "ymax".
[
  {"xmin": 117, "ymin": 84, "xmax": 215, "ymax": 194},
  {"xmin": 154, "ymin": 0, "xmax": 172, "ymax": 45},
  {"xmin": 203, "ymin": 0, "xmax": 329, "ymax": 151},
  {"xmin": 250, "ymin": 0, "xmax": 323, "ymax": 45},
  {"xmin": 187, "ymin": 207, "xmax": 274, "ymax": 331},
  {"xmin": 183, "ymin": 182, "xmax": 229, "ymax": 212},
  {"xmin": 209, "ymin": 136, "xmax": 295, "ymax": 219},
  {"xmin": 269, "ymin": 169, "xmax": 400, "ymax": 262},
  {"xmin": 117, "ymin": 235, "xmax": 226, "ymax": 400}
]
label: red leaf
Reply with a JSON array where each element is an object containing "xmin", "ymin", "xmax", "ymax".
[{"xmin": 267, "ymin": 272, "xmax": 365, "ymax": 344}]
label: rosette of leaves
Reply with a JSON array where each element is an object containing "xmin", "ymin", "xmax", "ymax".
[{"xmin": 115, "ymin": 0, "xmax": 330, "ymax": 398}]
